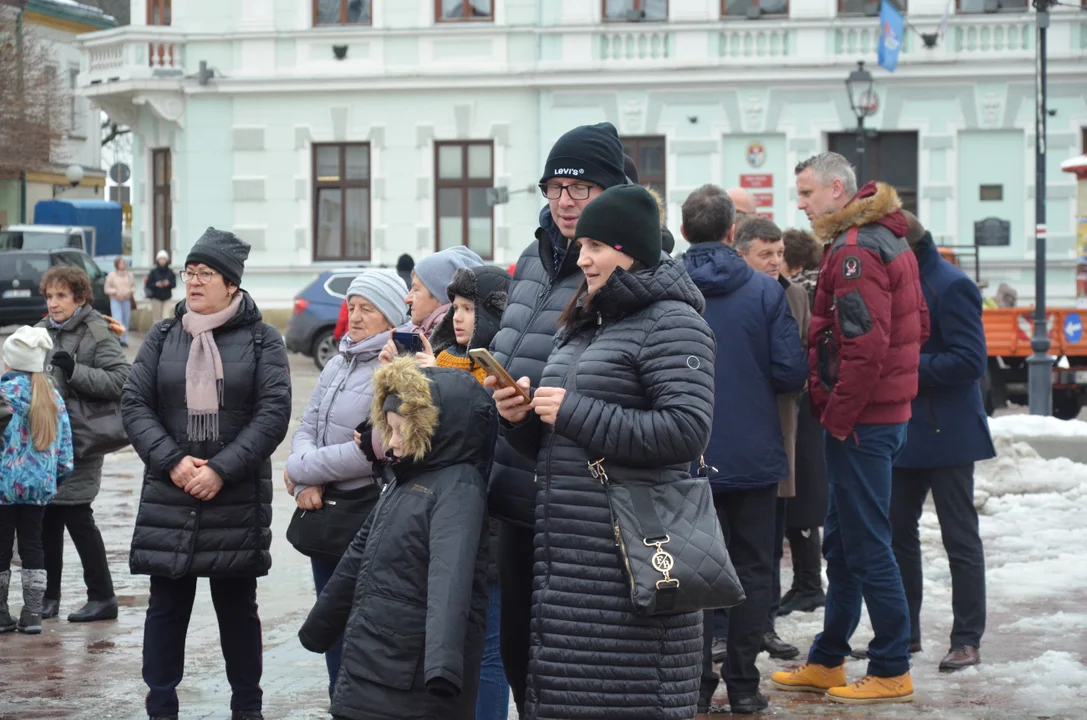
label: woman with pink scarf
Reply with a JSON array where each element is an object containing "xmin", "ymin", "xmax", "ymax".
[{"xmin": 121, "ymin": 228, "xmax": 292, "ymax": 720}]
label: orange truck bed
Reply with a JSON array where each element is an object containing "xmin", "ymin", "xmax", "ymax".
[{"xmin": 983, "ymin": 308, "xmax": 1087, "ymax": 358}]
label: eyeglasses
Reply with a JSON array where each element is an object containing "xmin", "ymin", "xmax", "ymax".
[
  {"xmin": 180, "ymin": 269, "xmax": 219, "ymax": 285},
  {"xmin": 540, "ymin": 183, "xmax": 594, "ymax": 201}
]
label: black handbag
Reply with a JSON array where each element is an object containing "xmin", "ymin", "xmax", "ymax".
[
  {"xmin": 62, "ymin": 325, "xmax": 129, "ymax": 460},
  {"xmin": 563, "ymin": 335, "xmax": 745, "ymax": 617},
  {"xmin": 286, "ymin": 483, "xmax": 380, "ymax": 565}
]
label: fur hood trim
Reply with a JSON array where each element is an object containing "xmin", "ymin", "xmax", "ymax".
[
  {"xmin": 370, "ymin": 357, "xmax": 438, "ymax": 463},
  {"xmin": 812, "ymin": 182, "xmax": 902, "ymax": 242},
  {"xmin": 644, "ymin": 184, "xmax": 667, "ymax": 223}
]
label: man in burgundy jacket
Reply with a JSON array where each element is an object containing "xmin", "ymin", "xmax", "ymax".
[{"xmin": 772, "ymin": 153, "xmax": 928, "ymax": 706}]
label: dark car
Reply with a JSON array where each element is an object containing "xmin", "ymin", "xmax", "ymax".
[
  {"xmin": 285, "ymin": 269, "xmax": 361, "ymax": 370},
  {"xmin": 0, "ymin": 249, "xmax": 111, "ymax": 328}
]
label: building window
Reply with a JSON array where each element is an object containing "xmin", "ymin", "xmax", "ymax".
[
  {"xmin": 621, "ymin": 136, "xmax": 667, "ymax": 206},
  {"xmin": 147, "ymin": 0, "xmax": 171, "ymax": 25},
  {"xmin": 152, "ymin": 149, "xmax": 172, "ymax": 257},
  {"xmin": 314, "ymin": 0, "xmax": 371, "ymax": 25},
  {"xmin": 436, "ymin": 0, "xmax": 493, "ymax": 22},
  {"xmin": 435, "ymin": 141, "xmax": 494, "ymax": 260},
  {"xmin": 722, "ymin": 0, "xmax": 788, "ymax": 17},
  {"xmin": 838, "ymin": 0, "xmax": 905, "ymax": 14},
  {"xmin": 313, "ymin": 143, "xmax": 371, "ymax": 262},
  {"xmin": 827, "ymin": 131, "xmax": 918, "ymax": 215},
  {"xmin": 957, "ymin": 0, "xmax": 1027, "ymax": 12},
  {"xmin": 604, "ymin": 0, "xmax": 668, "ymax": 21}
]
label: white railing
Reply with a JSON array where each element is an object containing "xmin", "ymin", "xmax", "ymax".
[
  {"xmin": 598, "ymin": 29, "xmax": 672, "ymax": 61},
  {"xmin": 80, "ymin": 28, "xmax": 187, "ymax": 85},
  {"xmin": 952, "ymin": 19, "xmax": 1033, "ymax": 54},
  {"xmin": 719, "ymin": 28, "xmax": 793, "ymax": 59}
]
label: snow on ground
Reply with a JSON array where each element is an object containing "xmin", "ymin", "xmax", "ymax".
[
  {"xmin": 770, "ymin": 434, "xmax": 1087, "ymax": 719},
  {"xmin": 988, "ymin": 414, "xmax": 1087, "ymax": 438}
]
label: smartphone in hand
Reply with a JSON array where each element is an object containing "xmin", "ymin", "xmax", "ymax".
[
  {"xmin": 392, "ymin": 332, "xmax": 424, "ymax": 355},
  {"xmin": 468, "ymin": 349, "xmax": 531, "ymax": 403}
]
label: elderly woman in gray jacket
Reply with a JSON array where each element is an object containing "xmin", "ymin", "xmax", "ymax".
[{"xmin": 285, "ymin": 270, "xmax": 411, "ymax": 696}]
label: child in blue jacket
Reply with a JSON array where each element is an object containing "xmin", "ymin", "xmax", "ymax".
[{"xmin": 0, "ymin": 326, "xmax": 73, "ymax": 634}]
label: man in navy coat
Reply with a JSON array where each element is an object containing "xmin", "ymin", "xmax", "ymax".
[{"xmin": 891, "ymin": 212, "xmax": 995, "ymax": 672}]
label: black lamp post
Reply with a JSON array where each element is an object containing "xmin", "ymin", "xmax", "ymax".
[
  {"xmin": 845, "ymin": 60, "xmax": 875, "ymax": 185},
  {"xmin": 1028, "ymin": 0, "xmax": 1054, "ymax": 416}
]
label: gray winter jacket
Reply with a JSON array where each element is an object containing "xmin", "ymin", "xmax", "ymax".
[
  {"xmin": 38, "ymin": 306, "xmax": 130, "ymax": 506},
  {"xmin": 287, "ymin": 326, "xmax": 410, "ymax": 491}
]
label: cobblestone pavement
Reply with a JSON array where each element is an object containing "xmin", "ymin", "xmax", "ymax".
[{"xmin": 0, "ymin": 335, "xmax": 1083, "ymax": 720}]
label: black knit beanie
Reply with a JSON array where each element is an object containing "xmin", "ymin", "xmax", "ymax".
[
  {"xmin": 539, "ymin": 123, "xmax": 626, "ymax": 190},
  {"xmin": 573, "ymin": 185, "xmax": 662, "ymax": 268},
  {"xmin": 186, "ymin": 227, "xmax": 250, "ymax": 287}
]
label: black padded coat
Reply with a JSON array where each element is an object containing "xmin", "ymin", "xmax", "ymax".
[
  {"xmin": 504, "ymin": 258, "xmax": 716, "ymax": 720},
  {"xmin": 488, "ymin": 208, "xmax": 584, "ymax": 527},
  {"xmin": 122, "ymin": 293, "xmax": 292, "ymax": 578},
  {"xmin": 299, "ymin": 365, "xmax": 496, "ymax": 720}
]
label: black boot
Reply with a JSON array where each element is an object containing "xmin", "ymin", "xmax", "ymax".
[
  {"xmin": 778, "ymin": 589, "xmax": 825, "ymax": 616},
  {"xmin": 68, "ymin": 597, "xmax": 119, "ymax": 623},
  {"xmin": 0, "ymin": 570, "xmax": 16, "ymax": 633},
  {"xmin": 728, "ymin": 691, "xmax": 769, "ymax": 714},
  {"xmin": 231, "ymin": 712, "xmax": 264, "ymax": 720},
  {"xmin": 41, "ymin": 597, "xmax": 60, "ymax": 620},
  {"xmin": 761, "ymin": 631, "xmax": 800, "ymax": 660}
]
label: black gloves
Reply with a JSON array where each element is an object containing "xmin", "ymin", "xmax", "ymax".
[
  {"xmin": 356, "ymin": 421, "xmax": 379, "ymax": 465},
  {"xmin": 51, "ymin": 350, "xmax": 75, "ymax": 378}
]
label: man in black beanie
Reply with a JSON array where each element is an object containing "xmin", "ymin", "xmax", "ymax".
[{"xmin": 487, "ymin": 122, "xmax": 628, "ymax": 716}]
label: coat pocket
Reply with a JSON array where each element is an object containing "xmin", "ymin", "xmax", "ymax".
[
  {"xmin": 341, "ymin": 607, "xmax": 426, "ymax": 691},
  {"xmin": 816, "ymin": 330, "xmax": 839, "ymax": 391}
]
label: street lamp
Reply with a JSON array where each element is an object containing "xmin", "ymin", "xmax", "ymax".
[
  {"xmin": 1028, "ymin": 0, "xmax": 1054, "ymax": 416},
  {"xmin": 65, "ymin": 164, "xmax": 84, "ymax": 187},
  {"xmin": 845, "ymin": 60, "xmax": 875, "ymax": 185}
]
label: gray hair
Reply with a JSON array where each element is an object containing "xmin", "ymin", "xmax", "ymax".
[
  {"xmin": 795, "ymin": 152, "xmax": 858, "ymax": 196},
  {"xmin": 733, "ymin": 216, "xmax": 782, "ymax": 253}
]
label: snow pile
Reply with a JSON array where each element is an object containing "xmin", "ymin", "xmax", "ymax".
[
  {"xmin": 976, "ymin": 651, "xmax": 1087, "ymax": 714},
  {"xmin": 988, "ymin": 414, "xmax": 1087, "ymax": 438}
]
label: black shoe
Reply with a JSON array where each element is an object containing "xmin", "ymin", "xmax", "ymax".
[
  {"xmin": 761, "ymin": 631, "xmax": 800, "ymax": 660},
  {"xmin": 851, "ymin": 642, "xmax": 922, "ymax": 660},
  {"xmin": 231, "ymin": 712, "xmax": 264, "ymax": 720},
  {"xmin": 778, "ymin": 590, "xmax": 825, "ymax": 616},
  {"xmin": 16, "ymin": 609, "xmax": 42, "ymax": 634},
  {"xmin": 41, "ymin": 597, "xmax": 60, "ymax": 620},
  {"xmin": 67, "ymin": 597, "xmax": 119, "ymax": 623},
  {"xmin": 149, "ymin": 716, "xmax": 178, "ymax": 720},
  {"xmin": 728, "ymin": 691, "xmax": 769, "ymax": 714},
  {"xmin": 711, "ymin": 636, "xmax": 728, "ymax": 663}
]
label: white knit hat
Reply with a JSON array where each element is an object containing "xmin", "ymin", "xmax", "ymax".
[
  {"xmin": 156, "ymin": 250, "xmax": 170, "ymax": 263},
  {"xmin": 3, "ymin": 326, "xmax": 54, "ymax": 373}
]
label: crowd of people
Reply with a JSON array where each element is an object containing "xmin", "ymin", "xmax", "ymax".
[{"xmin": 0, "ymin": 121, "xmax": 995, "ymax": 720}]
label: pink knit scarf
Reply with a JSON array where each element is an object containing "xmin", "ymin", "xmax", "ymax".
[{"xmin": 181, "ymin": 294, "xmax": 243, "ymax": 441}]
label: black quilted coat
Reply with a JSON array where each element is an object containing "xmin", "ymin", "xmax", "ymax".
[
  {"xmin": 488, "ymin": 208, "xmax": 584, "ymax": 527},
  {"xmin": 504, "ymin": 258, "xmax": 716, "ymax": 720},
  {"xmin": 122, "ymin": 293, "xmax": 292, "ymax": 578}
]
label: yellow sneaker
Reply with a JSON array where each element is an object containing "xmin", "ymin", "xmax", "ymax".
[
  {"xmin": 770, "ymin": 662, "xmax": 847, "ymax": 693},
  {"xmin": 826, "ymin": 672, "xmax": 914, "ymax": 704}
]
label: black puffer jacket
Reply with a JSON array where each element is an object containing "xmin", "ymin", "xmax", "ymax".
[
  {"xmin": 504, "ymin": 259, "xmax": 716, "ymax": 720},
  {"xmin": 300, "ymin": 360, "xmax": 496, "ymax": 720},
  {"xmin": 488, "ymin": 207, "xmax": 583, "ymax": 527},
  {"xmin": 122, "ymin": 293, "xmax": 292, "ymax": 578}
]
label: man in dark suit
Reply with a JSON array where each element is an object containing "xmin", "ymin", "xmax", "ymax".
[{"xmin": 891, "ymin": 211, "xmax": 994, "ymax": 672}]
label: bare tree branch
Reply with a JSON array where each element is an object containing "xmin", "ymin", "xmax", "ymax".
[{"xmin": 101, "ymin": 121, "xmax": 130, "ymax": 147}]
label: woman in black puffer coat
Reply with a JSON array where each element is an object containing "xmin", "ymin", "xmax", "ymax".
[
  {"xmin": 493, "ymin": 186, "xmax": 716, "ymax": 720},
  {"xmin": 122, "ymin": 228, "xmax": 292, "ymax": 720}
]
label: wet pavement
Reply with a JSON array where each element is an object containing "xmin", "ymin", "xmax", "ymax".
[{"xmin": 0, "ymin": 334, "xmax": 1084, "ymax": 719}]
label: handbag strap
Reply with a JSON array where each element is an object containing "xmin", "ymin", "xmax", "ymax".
[{"xmin": 571, "ymin": 333, "xmax": 681, "ymax": 613}]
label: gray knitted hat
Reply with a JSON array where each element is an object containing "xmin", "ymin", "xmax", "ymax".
[
  {"xmin": 186, "ymin": 227, "xmax": 251, "ymax": 287},
  {"xmin": 413, "ymin": 246, "xmax": 484, "ymax": 300},
  {"xmin": 346, "ymin": 270, "xmax": 409, "ymax": 327}
]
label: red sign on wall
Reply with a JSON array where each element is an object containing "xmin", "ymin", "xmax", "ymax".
[
  {"xmin": 740, "ymin": 174, "xmax": 773, "ymax": 189},
  {"xmin": 754, "ymin": 193, "xmax": 774, "ymax": 208}
]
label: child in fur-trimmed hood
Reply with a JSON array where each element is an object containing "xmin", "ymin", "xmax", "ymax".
[{"xmin": 300, "ymin": 358, "xmax": 497, "ymax": 720}]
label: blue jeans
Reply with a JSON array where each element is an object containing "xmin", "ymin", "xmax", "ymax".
[
  {"xmin": 109, "ymin": 298, "xmax": 131, "ymax": 344},
  {"xmin": 476, "ymin": 581, "xmax": 509, "ymax": 720},
  {"xmin": 809, "ymin": 423, "xmax": 911, "ymax": 678},
  {"xmin": 311, "ymin": 557, "xmax": 343, "ymax": 698}
]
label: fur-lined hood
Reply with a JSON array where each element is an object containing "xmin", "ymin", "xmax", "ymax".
[
  {"xmin": 370, "ymin": 357, "xmax": 498, "ymax": 478},
  {"xmin": 812, "ymin": 181, "xmax": 909, "ymax": 243}
]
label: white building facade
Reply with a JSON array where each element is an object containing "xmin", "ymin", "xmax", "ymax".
[{"xmin": 78, "ymin": 0, "xmax": 1087, "ymax": 308}]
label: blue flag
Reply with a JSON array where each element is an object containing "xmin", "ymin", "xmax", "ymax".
[{"xmin": 878, "ymin": 0, "xmax": 904, "ymax": 73}]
